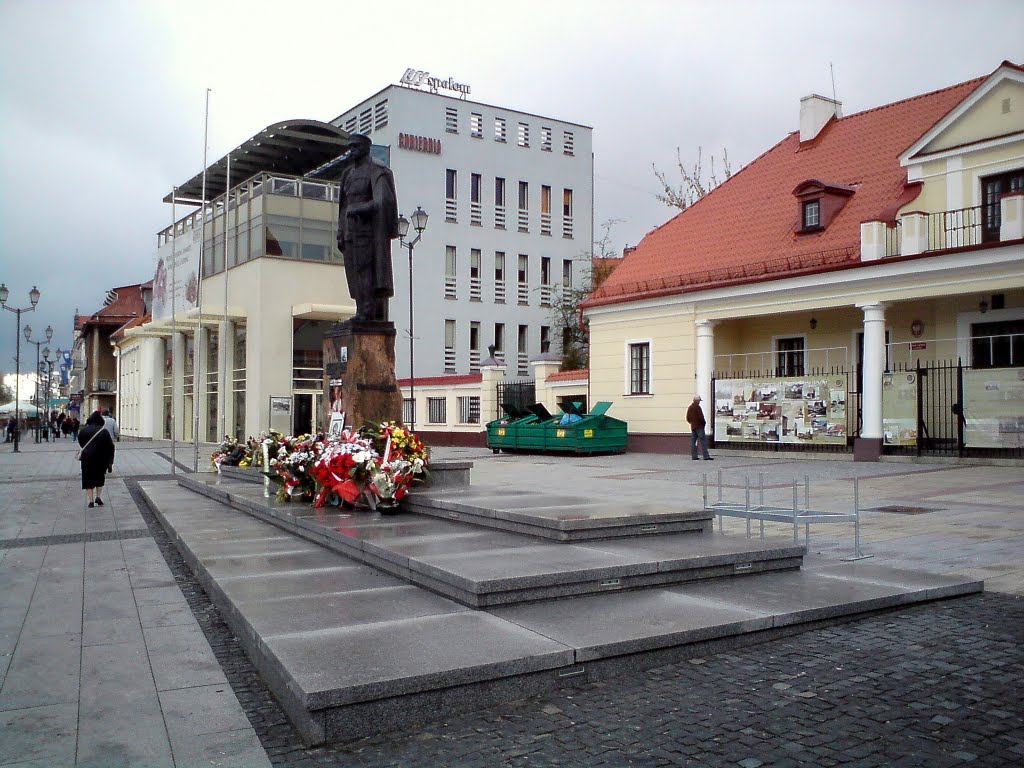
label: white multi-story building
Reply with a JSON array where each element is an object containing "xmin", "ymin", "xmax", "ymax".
[
  {"xmin": 331, "ymin": 83, "xmax": 593, "ymax": 379},
  {"xmin": 116, "ymin": 80, "xmax": 593, "ymax": 441}
]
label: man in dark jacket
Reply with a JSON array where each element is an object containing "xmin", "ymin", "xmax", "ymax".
[{"xmin": 686, "ymin": 395, "xmax": 713, "ymax": 461}]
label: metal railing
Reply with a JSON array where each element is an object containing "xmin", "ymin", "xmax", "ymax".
[{"xmin": 927, "ymin": 205, "xmax": 983, "ymax": 251}]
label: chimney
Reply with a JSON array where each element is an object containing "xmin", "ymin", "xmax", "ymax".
[{"xmin": 800, "ymin": 94, "xmax": 843, "ymax": 143}]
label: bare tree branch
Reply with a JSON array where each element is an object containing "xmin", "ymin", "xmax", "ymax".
[{"xmin": 653, "ymin": 146, "xmax": 731, "ymax": 211}]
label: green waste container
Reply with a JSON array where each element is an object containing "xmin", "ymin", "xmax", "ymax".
[
  {"xmin": 543, "ymin": 401, "xmax": 627, "ymax": 454},
  {"xmin": 485, "ymin": 403, "xmax": 536, "ymax": 452}
]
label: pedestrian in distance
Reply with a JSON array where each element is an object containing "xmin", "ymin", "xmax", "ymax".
[
  {"xmin": 78, "ymin": 410, "xmax": 115, "ymax": 508},
  {"xmin": 102, "ymin": 408, "xmax": 120, "ymax": 442},
  {"xmin": 70, "ymin": 416, "xmax": 80, "ymax": 441},
  {"xmin": 687, "ymin": 395, "xmax": 713, "ymax": 461}
]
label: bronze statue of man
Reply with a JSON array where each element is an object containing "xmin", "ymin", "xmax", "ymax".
[{"xmin": 336, "ymin": 134, "xmax": 399, "ymax": 323}]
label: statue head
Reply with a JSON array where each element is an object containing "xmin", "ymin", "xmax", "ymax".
[{"xmin": 347, "ymin": 134, "xmax": 372, "ymax": 161}]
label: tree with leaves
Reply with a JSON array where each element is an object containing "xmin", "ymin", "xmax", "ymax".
[
  {"xmin": 653, "ymin": 146, "xmax": 731, "ymax": 210},
  {"xmin": 549, "ymin": 220, "xmax": 622, "ymax": 371}
]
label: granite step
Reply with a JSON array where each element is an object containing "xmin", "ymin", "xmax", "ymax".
[
  {"xmin": 176, "ymin": 474, "xmax": 803, "ymax": 608},
  {"xmin": 137, "ymin": 478, "xmax": 983, "ymax": 747}
]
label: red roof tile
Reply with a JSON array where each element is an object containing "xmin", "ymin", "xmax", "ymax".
[
  {"xmin": 397, "ymin": 373, "xmax": 482, "ymax": 387},
  {"xmin": 588, "ymin": 74, "xmax": 987, "ymax": 306},
  {"xmin": 547, "ymin": 369, "xmax": 588, "ymax": 382},
  {"xmin": 76, "ymin": 283, "xmax": 148, "ymax": 331}
]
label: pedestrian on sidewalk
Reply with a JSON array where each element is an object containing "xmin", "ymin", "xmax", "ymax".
[
  {"xmin": 70, "ymin": 415, "xmax": 80, "ymax": 441},
  {"xmin": 102, "ymin": 408, "xmax": 120, "ymax": 442},
  {"xmin": 78, "ymin": 411, "xmax": 115, "ymax": 508},
  {"xmin": 687, "ymin": 395, "xmax": 713, "ymax": 461}
]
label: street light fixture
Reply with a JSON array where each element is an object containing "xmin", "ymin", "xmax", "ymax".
[
  {"xmin": 0, "ymin": 284, "xmax": 41, "ymax": 453},
  {"xmin": 397, "ymin": 206, "xmax": 428, "ymax": 430},
  {"xmin": 41, "ymin": 347, "xmax": 54, "ymax": 440},
  {"xmin": 24, "ymin": 324, "xmax": 53, "ymax": 443}
]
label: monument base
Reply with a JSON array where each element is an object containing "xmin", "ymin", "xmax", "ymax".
[
  {"xmin": 853, "ymin": 437, "xmax": 883, "ymax": 462},
  {"xmin": 323, "ymin": 319, "xmax": 402, "ymax": 431}
]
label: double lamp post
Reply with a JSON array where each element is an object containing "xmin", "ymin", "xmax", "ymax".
[
  {"xmin": 0, "ymin": 283, "xmax": 41, "ymax": 453},
  {"xmin": 23, "ymin": 323, "xmax": 54, "ymax": 442},
  {"xmin": 396, "ymin": 206, "xmax": 428, "ymax": 431}
]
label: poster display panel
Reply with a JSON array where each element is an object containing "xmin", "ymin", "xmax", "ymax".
[
  {"xmin": 963, "ymin": 367, "xmax": 1024, "ymax": 449},
  {"xmin": 714, "ymin": 375, "xmax": 847, "ymax": 445},
  {"xmin": 881, "ymin": 372, "xmax": 918, "ymax": 446},
  {"xmin": 152, "ymin": 226, "xmax": 201, "ymax": 322}
]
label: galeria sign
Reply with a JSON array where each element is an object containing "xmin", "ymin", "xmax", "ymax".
[{"xmin": 400, "ymin": 68, "xmax": 471, "ymax": 96}]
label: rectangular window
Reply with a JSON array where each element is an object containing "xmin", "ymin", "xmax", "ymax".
[
  {"xmin": 802, "ymin": 200, "xmax": 821, "ymax": 230},
  {"xmin": 971, "ymin": 319, "xmax": 1024, "ymax": 368},
  {"xmin": 562, "ymin": 259, "xmax": 573, "ymax": 287},
  {"xmin": 446, "ymin": 169, "xmax": 457, "ymax": 200},
  {"xmin": 518, "ymin": 254, "xmax": 528, "ymax": 282},
  {"xmin": 458, "ymin": 396, "xmax": 481, "ymax": 424},
  {"xmin": 470, "ymin": 322, "xmax": 480, "ymax": 351},
  {"xmin": 445, "ymin": 107, "xmax": 458, "ymax": 134},
  {"xmin": 541, "ymin": 126, "xmax": 552, "ymax": 151},
  {"xmin": 445, "ymin": 246, "xmax": 457, "ymax": 299},
  {"xmin": 470, "ymin": 249, "xmax": 481, "ymax": 279},
  {"xmin": 444, "ymin": 319, "xmax": 457, "ymax": 372},
  {"xmin": 517, "ymin": 122, "xmax": 530, "ymax": 147},
  {"xmin": 518, "ymin": 181, "xmax": 529, "ymax": 210},
  {"xmin": 562, "ymin": 188, "xmax": 574, "ymax": 217},
  {"xmin": 563, "ymin": 130, "xmax": 575, "ymax": 156},
  {"xmin": 358, "ymin": 108, "xmax": 372, "ymax": 134},
  {"xmin": 427, "ymin": 397, "xmax": 447, "ymax": 424},
  {"xmin": 374, "ymin": 99, "xmax": 388, "ymax": 131},
  {"xmin": 540, "ymin": 325, "xmax": 551, "ymax": 353},
  {"xmin": 494, "ymin": 322, "xmax": 505, "ymax": 353},
  {"xmin": 982, "ymin": 169, "xmax": 1024, "ymax": 242},
  {"xmin": 541, "ymin": 185, "xmax": 551, "ymax": 215},
  {"xmin": 541, "ymin": 256, "xmax": 551, "ymax": 286},
  {"xmin": 494, "ymin": 116, "xmax": 507, "ymax": 142},
  {"xmin": 471, "ymin": 173, "xmax": 482, "ymax": 204},
  {"xmin": 494, "ymin": 251, "xmax": 505, "ymax": 281},
  {"xmin": 494, "ymin": 177, "xmax": 506, "ymax": 207},
  {"xmin": 776, "ymin": 337, "xmax": 805, "ymax": 377},
  {"xmin": 629, "ymin": 342, "xmax": 650, "ymax": 395},
  {"xmin": 402, "ymin": 398, "xmax": 415, "ymax": 426},
  {"xmin": 470, "ymin": 112, "xmax": 483, "ymax": 138},
  {"xmin": 518, "ymin": 324, "xmax": 528, "ymax": 354}
]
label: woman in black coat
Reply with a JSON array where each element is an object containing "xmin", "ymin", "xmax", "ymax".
[{"xmin": 78, "ymin": 411, "xmax": 115, "ymax": 508}]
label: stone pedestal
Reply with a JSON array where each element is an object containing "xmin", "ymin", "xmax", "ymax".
[{"xmin": 323, "ymin": 320, "xmax": 402, "ymax": 431}]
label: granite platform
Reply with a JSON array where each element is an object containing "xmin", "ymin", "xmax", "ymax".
[
  {"xmin": 177, "ymin": 475, "xmax": 801, "ymax": 607},
  {"xmin": 138, "ymin": 478, "xmax": 983, "ymax": 746}
]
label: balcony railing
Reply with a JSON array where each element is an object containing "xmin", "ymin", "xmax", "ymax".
[{"xmin": 927, "ymin": 205, "xmax": 983, "ymax": 250}]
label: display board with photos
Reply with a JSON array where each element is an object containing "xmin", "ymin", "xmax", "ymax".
[
  {"xmin": 963, "ymin": 367, "xmax": 1024, "ymax": 449},
  {"xmin": 713, "ymin": 375, "xmax": 848, "ymax": 445},
  {"xmin": 881, "ymin": 372, "xmax": 919, "ymax": 447}
]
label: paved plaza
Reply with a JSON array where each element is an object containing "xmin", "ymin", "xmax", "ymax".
[{"xmin": 1, "ymin": 437, "xmax": 1022, "ymax": 766}]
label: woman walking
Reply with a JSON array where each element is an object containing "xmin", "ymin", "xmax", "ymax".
[{"xmin": 78, "ymin": 411, "xmax": 115, "ymax": 508}]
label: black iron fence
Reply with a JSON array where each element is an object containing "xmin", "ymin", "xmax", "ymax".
[{"xmin": 495, "ymin": 378, "xmax": 535, "ymax": 420}]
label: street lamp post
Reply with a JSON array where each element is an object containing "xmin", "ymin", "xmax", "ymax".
[
  {"xmin": 42, "ymin": 347, "xmax": 53, "ymax": 441},
  {"xmin": 396, "ymin": 207, "xmax": 428, "ymax": 431},
  {"xmin": 0, "ymin": 284, "xmax": 41, "ymax": 453},
  {"xmin": 24, "ymin": 323, "xmax": 53, "ymax": 442}
]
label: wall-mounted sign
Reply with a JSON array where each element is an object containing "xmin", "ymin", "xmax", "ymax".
[
  {"xmin": 400, "ymin": 68, "xmax": 471, "ymax": 96},
  {"xmin": 910, "ymin": 342, "xmax": 927, "ymax": 350},
  {"xmin": 399, "ymin": 133, "xmax": 442, "ymax": 155}
]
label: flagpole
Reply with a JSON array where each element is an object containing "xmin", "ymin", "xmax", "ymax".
[
  {"xmin": 221, "ymin": 150, "xmax": 231, "ymax": 441},
  {"xmin": 194, "ymin": 87, "xmax": 210, "ymax": 472}
]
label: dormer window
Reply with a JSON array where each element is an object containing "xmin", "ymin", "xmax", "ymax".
[
  {"xmin": 793, "ymin": 179, "xmax": 855, "ymax": 234},
  {"xmin": 802, "ymin": 200, "xmax": 821, "ymax": 230}
]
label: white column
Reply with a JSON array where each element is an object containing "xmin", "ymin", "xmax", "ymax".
[
  {"xmin": 171, "ymin": 331, "xmax": 186, "ymax": 441},
  {"xmin": 695, "ymin": 320, "xmax": 716, "ymax": 407},
  {"xmin": 218, "ymin": 320, "xmax": 234, "ymax": 440},
  {"xmin": 530, "ymin": 354, "xmax": 562, "ymax": 414},
  {"xmin": 900, "ymin": 212, "xmax": 929, "ymax": 256},
  {"xmin": 858, "ymin": 302, "xmax": 887, "ymax": 441},
  {"xmin": 195, "ymin": 325, "xmax": 209, "ymax": 443},
  {"xmin": 479, "ymin": 359, "xmax": 507, "ymax": 427},
  {"xmin": 860, "ymin": 221, "xmax": 887, "ymax": 261}
]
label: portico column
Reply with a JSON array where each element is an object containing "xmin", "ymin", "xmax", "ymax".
[
  {"xmin": 171, "ymin": 331, "xmax": 186, "ymax": 441},
  {"xmin": 195, "ymin": 325, "xmax": 209, "ymax": 443},
  {"xmin": 695, "ymin": 320, "xmax": 716, "ymax": 407},
  {"xmin": 856, "ymin": 302, "xmax": 887, "ymax": 461},
  {"xmin": 218, "ymin": 320, "xmax": 234, "ymax": 440}
]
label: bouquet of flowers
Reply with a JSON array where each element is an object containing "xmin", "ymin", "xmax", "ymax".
[
  {"xmin": 267, "ymin": 433, "xmax": 325, "ymax": 501},
  {"xmin": 211, "ymin": 435, "xmax": 243, "ymax": 473},
  {"xmin": 309, "ymin": 422, "xmax": 429, "ymax": 509},
  {"xmin": 251, "ymin": 430, "xmax": 284, "ymax": 470}
]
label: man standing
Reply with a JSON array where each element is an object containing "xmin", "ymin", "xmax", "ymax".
[
  {"xmin": 101, "ymin": 408, "xmax": 119, "ymax": 442},
  {"xmin": 686, "ymin": 395, "xmax": 713, "ymax": 461},
  {"xmin": 336, "ymin": 134, "xmax": 399, "ymax": 324}
]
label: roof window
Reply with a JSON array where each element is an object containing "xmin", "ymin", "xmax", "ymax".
[{"xmin": 793, "ymin": 179, "xmax": 855, "ymax": 234}]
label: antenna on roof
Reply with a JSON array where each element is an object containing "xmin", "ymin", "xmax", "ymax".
[{"xmin": 830, "ymin": 62, "xmax": 838, "ymax": 104}]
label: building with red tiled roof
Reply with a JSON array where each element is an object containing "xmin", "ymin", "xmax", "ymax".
[
  {"xmin": 583, "ymin": 62, "xmax": 1023, "ymax": 460},
  {"xmin": 71, "ymin": 281, "xmax": 151, "ymax": 416}
]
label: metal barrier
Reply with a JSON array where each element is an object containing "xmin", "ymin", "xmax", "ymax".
[{"xmin": 703, "ymin": 470, "xmax": 871, "ymax": 560}]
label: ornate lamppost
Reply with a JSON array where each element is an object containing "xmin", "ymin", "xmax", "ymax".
[
  {"xmin": 396, "ymin": 207, "xmax": 428, "ymax": 430},
  {"xmin": 41, "ymin": 347, "xmax": 54, "ymax": 441},
  {"xmin": 0, "ymin": 284, "xmax": 40, "ymax": 453},
  {"xmin": 24, "ymin": 323, "xmax": 53, "ymax": 442}
]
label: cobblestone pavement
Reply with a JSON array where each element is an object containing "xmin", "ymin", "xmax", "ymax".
[{"xmin": 125, "ymin": 478, "xmax": 1024, "ymax": 768}]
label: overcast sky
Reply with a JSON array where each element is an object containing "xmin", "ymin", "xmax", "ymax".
[{"xmin": 0, "ymin": 0, "xmax": 1021, "ymax": 382}]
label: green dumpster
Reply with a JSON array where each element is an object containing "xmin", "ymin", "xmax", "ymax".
[
  {"xmin": 514, "ymin": 403, "xmax": 561, "ymax": 450},
  {"xmin": 485, "ymin": 403, "xmax": 535, "ymax": 452},
  {"xmin": 544, "ymin": 401, "xmax": 627, "ymax": 454}
]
